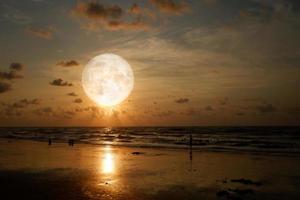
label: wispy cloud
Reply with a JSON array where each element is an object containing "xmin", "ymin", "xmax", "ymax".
[
  {"xmin": 149, "ymin": 0, "xmax": 190, "ymax": 15},
  {"xmin": 11, "ymin": 98, "xmax": 41, "ymax": 108},
  {"xmin": 71, "ymin": 1, "xmax": 152, "ymax": 31},
  {"xmin": 1, "ymin": 4, "xmax": 32, "ymax": 25},
  {"xmin": 256, "ymin": 103, "xmax": 277, "ymax": 114},
  {"xmin": 72, "ymin": 2, "xmax": 123, "ymax": 21},
  {"xmin": 26, "ymin": 26, "xmax": 54, "ymax": 39},
  {"xmin": 105, "ymin": 19, "xmax": 150, "ymax": 31}
]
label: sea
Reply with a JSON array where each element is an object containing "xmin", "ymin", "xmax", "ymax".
[{"xmin": 0, "ymin": 126, "xmax": 299, "ymax": 154}]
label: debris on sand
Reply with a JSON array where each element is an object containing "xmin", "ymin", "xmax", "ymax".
[
  {"xmin": 231, "ymin": 178, "xmax": 262, "ymax": 186},
  {"xmin": 229, "ymin": 188, "xmax": 254, "ymax": 195},
  {"xmin": 131, "ymin": 152, "xmax": 144, "ymax": 155},
  {"xmin": 217, "ymin": 188, "xmax": 255, "ymax": 199}
]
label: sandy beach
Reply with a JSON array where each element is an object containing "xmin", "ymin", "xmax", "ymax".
[{"xmin": 0, "ymin": 139, "xmax": 299, "ymax": 200}]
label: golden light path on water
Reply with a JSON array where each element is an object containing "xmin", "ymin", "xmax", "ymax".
[
  {"xmin": 101, "ymin": 146, "xmax": 115, "ymax": 174},
  {"xmin": 97, "ymin": 144, "xmax": 119, "ymax": 192}
]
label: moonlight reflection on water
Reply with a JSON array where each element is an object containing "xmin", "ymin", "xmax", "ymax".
[{"xmin": 102, "ymin": 146, "xmax": 115, "ymax": 174}]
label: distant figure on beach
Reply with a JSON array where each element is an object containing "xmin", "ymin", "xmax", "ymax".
[
  {"xmin": 48, "ymin": 138, "xmax": 52, "ymax": 146},
  {"xmin": 189, "ymin": 133, "xmax": 193, "ymax": 162},
  {"xmin": 189, "ymin": 133, "xmax": 193, "ymax": 148},
  {"xmin": 68, "ymin": 139, "xmax": 74, "ymax": 146}
]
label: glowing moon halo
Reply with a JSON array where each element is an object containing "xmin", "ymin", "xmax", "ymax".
[{"xmin": 82, "ymin": 53, "xmax": 134, "ymax": 107}]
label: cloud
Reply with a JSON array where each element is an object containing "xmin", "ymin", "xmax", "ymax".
[
  {"xmin": 0, "ymin": 98, "xmax": 41, "ymax": 117},
  {"xmin": 0, "ymin": 82, "xmax": 11, "ymax": 93},
  {"xmin": 129, "ymin": 3, "xmax": 142, "ymax": 15},
  {"xmin": 182, "ymin": 6, "xmax": 300, "ymax": 69},
  {"xmin": 256, "ymin": 103, "xmax": 277, "ymax": 113},
  {"xmin": 84, "ymin": 106, "xmax": 103, "ymax": 118},
  {"xmin": 0, "ymin": 71, "xmax": 23, "ymax": 80},
  {"xmin": 236, "ymin": 112, "xmax": 245, "ymax": 116},
  {"xmin": 175, "ymin": 98, "xmax": 189, "ymax": 104},
  {"xmin": 149, "ymin": 0, "xmax": 190, "ymax": 15},
  {"xmin": 286, "ymin": 106, "xmax": 300, "ymax": 115},
  {"xmin": 72, "ymin": 2, "xmax": 123, "ymax": 21},
  {"xmin": 65, "ymin": 111, "xmax": 76, "ymax": 116},
  {"xmin": 205, "ymin": 105, "xmax": 213, "ymax": 111},
  {"xmin": 0, "ymin": 105, "xmax": 22, "ymax": 117},
  {"xmin": 49, "ymin": 78, "xmax": 73, "ymax": 87},
  {"xmin": 128, "ymin": 3, "xmax": 156, "ymax": 19},
  {"xmin": 182, "ymin": 108, "xmax": 201, "ymax": 116},
  {"xmin": 1, "ymin": 4, "xmax": 32, "ymax": 25},
  {"xmin": 33, "ymin": 107, "xmax": 54, "ymax": 116},
  {"xmin": 156, "ymin": 110, "xmax": 174, "ymax": 117},
  {"xmin": 0, "ymin": 63, "xmax": 24, "ymax": 80},
  {"xmin": 67, "ymin": 92, "xmax": 78, "ymax": 96},
  {"xmin": 56, "ymin": 60, "xmax": 79, "ymax": 67},
  {"xmin": 0, "ymin": 63, "xmax": 24, "ymax": 94},
  {"xmin": 26, "ymin": 27, "xmax": 54, "ymax": 40},
  {"xmin": 71, "ymin": 1, "xmax": 151, "ymax": 31},
  {"xmin": 105, "ymin": 19, "xmax": 150, "ymax": 31},
  {"xmin": 42, "ymin": 107, "xmax": 53, "ymax": 113},
  {"xmin": 12, "ymin": 98, "xmax": 41, "ymax": 108},
  {"xmin": 74, "ymin": 98, "xmax": 83, "ymax": 103},
  {"xmin": 219, "ymin": 97, "xmax": 228, "ymax": 106},
  {"xmin": 9, "ymin": 63, "xmax": 24, "ymax": 71}
]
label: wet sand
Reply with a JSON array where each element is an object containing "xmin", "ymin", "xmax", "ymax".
[{"xmin": 0, "ymin": 139, "xmax": 300, "ymax": 200}]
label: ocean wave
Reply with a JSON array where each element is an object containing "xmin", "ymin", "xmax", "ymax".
[{"xmin": 0, "ymin": 126, "xmax": 299, "ymax": 154}]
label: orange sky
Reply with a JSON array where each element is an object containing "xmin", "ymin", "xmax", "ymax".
[{"xmin": 0, "ymin": 0, "xmax": 300, "ymax": 126}]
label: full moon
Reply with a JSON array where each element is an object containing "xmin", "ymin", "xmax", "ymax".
[{"xmin": 82, "ymin": 53, "xmax": 134, "ymax": 107}]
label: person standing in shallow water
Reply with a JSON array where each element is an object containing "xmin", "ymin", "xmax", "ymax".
[
  {"xmin": 189, "ymin": 133, "xmax": 193, "ymax": 162},
  {"xmin": 48, "ymin": 138, "xmax": 52, "ymax": 146},
  {"xmin": 189, "ymin": 133, "xmax": 193, "ymax": 148},
  {"xmin": 68, "ymin": 139, "xmax": 74, "ymax": 146}
]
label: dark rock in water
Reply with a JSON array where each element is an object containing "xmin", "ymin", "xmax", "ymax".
[
  {"xmin": 131, "ymin": 152, "xmax": 144, "ymax": 155},
  {"xmin": 217, "ymin": 188, "xmax": 254, "ymax": 199},
  {"xmin": 231, "ymin": 178, "xmax": 262, "ymax": 186},
  {"xmin": 216, "ymin": 190, "xmax": 230, "ymax": 197},
  {"xmin": 222, "ymin": 179, "xmax": 227, "ymax": 184},
  {"xmin": 229, "ymin": 188, "xmax": 254, "ymax": 195},
  {"xmin": 228, "ymin": 196, "xmax": 242, "ymax": 200}
]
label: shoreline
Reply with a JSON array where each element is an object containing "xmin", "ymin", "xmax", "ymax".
[
  {"xmin": 1, "ymin": 138, "xmax": 300, "ymax": 157},
  {"xmin": 0, "ymin": 138, "xmax": 300, "ymax": 199}
]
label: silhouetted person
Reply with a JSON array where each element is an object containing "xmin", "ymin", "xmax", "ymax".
[
  {"xmin": 48, "ymin": 138, "xmax": 52, "ymax": 146},
  {"xmin": 189, "ymin": 133, "xmax": 193, "ymax": 162},
  {"xmin": 68, "ymin": 139, "xmax": 74, "ymax": 146}
]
